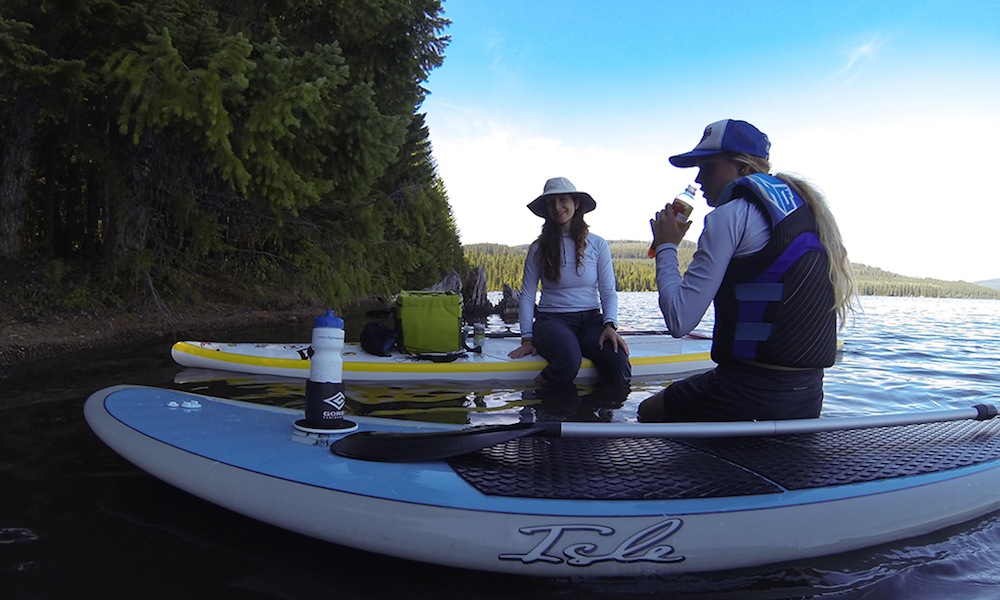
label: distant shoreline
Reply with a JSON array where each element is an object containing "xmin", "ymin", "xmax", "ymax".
[{"xmin": 464, "ymin": 242, "xmax": 1000, "ymax": 300}]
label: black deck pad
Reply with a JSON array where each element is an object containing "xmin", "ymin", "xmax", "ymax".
[{"xmin": 448, "ymin": 419, "xmax": 1000, "ymax": 500}]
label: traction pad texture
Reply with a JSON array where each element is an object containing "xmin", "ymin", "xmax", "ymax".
[{"xmin": 448, "ymin": 419, "xmax": 1000, "ymax": 500}]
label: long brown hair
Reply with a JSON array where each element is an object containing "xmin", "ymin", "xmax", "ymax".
[
  {"xmin": 535, "ymin": 199, "xmax": 589, "ymax": 282},
  {"xmin": 727, "ymin": 152, "xmax": 857, "ymax": 327}
]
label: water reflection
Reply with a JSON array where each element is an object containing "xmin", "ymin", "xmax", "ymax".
[
  {"xmin": 6, "ymin": 294, "xmax": 1000, "ymax": 599},
  {"xmin": 519, "ymin": 380, "xmax": 631, "ymax": 423},
  {"xmin": 173, "ymin": 367, "xmax": 643, "ymax": 426}
]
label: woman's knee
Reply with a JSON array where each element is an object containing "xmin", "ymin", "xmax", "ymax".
[
  {"xmin": 637, "ymin": 390, "xmax": 667, "ymax": 422},
  {"xmin": 539, "ymin": 353, "xmax": 582, "ymax": 384}
]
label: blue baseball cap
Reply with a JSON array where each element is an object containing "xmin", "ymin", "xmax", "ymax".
[{"xmin": 669, "ymin": 119, "xmax": 771, "ymax": 168}]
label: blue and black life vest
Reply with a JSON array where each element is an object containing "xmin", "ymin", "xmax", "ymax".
[{"xmin": 711, "ymin": 174, "xmax": 837, "ymax": 368}]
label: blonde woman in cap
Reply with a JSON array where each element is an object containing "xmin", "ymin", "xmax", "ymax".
[
  {"xmin": 640, "ymin": 119, "xmax": 855, "ymax": 422},
  {"xmin": 508, "ymin": 177, "xmax": 631, "ymax": 386}
]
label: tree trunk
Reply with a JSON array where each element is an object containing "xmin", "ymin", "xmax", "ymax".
[
  {"xmin": 42, "ymin": 134, "xmax": 57, "ymax": 257},
  {"xmin": 497, "ymin": 284, "xmax": 521, "ymax": 323},
  {"xmin": 462, "ymin": 266, "xmax": 492, "ymax": 319},
  {"xmin": 0, "ymin": 93, "xmax": 40, "ymax": 259},
  {"xmin": 115, "ymin": 138, "xmax": 154, "ymax": 254}
]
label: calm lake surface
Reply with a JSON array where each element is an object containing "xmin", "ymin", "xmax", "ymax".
[{"xmin": 4, "ymin": 294, "xmax": 1000, "ymax": 599}]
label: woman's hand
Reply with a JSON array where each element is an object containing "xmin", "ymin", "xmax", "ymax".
[
  {"xmin": 650, "ymin": 208, "xmax": 692, "ymax": 248},
  {"xmin": 598, "ymin": 326, "xmax": 630, "ymax": 355},
  {"xmin": 508, "ymin": 339, "xmax": 538, "ymax": 359}
]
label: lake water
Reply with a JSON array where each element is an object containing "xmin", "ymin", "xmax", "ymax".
[{"xmin": 4, "ymin": 294, "xmax": 1000, "ymax": 599}]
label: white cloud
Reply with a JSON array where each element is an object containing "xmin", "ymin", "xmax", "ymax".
[
  {"xmin": 843, "ymin": 38, "xmax": 885, "ymax": 72},
  {"xmin": 772, "ymin": 114, "xmax": 999, "ymax": 282},
  {"xmin": 431, "ymin": 110, "xmax": 691, "ymax": 246},
  {"xmin": 430, "ymin": 106, "xmax": 999, "ymax": 282}
]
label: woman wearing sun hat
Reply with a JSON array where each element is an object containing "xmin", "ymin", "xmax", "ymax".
[
  {"xmin": 508, "ymin": 177, "xmax": 631, "ymax": 386},
  {"xmin": 639, "ymin": 119, "xmax": 856, "ymax": 422}
]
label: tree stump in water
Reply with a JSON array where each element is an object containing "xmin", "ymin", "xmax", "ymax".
[
  {"xmin": 426, "ymin": 267, "xmax": 493, "ymax": 322},
  {"xmin": 497, "ymin": 284, "xmax": 520, "ymax": 324},
  {"xmin": 427, "ymin": 270, "xmax": 463, "ymax": 294},
  {"xmin": 462, "ymin": 266, "xmax": 492, "ymax": 321}
]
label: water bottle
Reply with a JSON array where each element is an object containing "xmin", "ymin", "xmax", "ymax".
[
  {"xmin": 297, "ymin": 309, "xmax": 357, "ymax": 433},
  {"xmin": 671, "ymin": 185, "xmax": 697, "ymax": 223},
  {"xmin": 474, "ymin": 322, "xmax": 486, "ymax": 347},
  {"xmin": 648, "ymin": 185, "xmax": 697, "ymax": 258}
]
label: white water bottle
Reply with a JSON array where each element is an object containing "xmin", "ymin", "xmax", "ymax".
[{"xmin": 298, "ymin": 310, "xmax": 357, "ymax": 433}]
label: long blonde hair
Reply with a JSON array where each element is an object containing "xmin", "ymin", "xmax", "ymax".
[{"xmin": 730, "ymin": 153, "xmax": 857, "ymax": 327}]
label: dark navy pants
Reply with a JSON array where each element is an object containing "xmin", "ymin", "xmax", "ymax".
[
  {"xmin": 657, "ymin": 361, "xmax": 824, "ymax": 422},
  {"xmin": 532, "ymin": 309, "xmax": 631, "ymax": 385}
]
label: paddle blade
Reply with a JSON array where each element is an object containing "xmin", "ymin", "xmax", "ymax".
[{"xmin": 331, "ymin": 422, "xmax": 558, "ymax": 462}]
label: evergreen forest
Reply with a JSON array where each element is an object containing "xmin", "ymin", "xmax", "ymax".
[
  {"xmin": 465, "ymin": 242, "xmax": 1000, "ymax": 300},
  {"xmin": 1, "ymin": 0, "xmax": 465, "ymax": 316}
]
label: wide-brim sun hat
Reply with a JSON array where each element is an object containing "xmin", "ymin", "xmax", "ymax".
[
  {"xmin": 527, "ymin": 177, "xmax": 596, "ymax": 218},
  {"xmin": 669, "ymin": 119, "xmax": 771, "ymax": 168}
]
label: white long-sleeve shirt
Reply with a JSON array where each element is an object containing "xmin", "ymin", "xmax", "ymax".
[
  {"xmin": 518, "ymin": 233, "xmax": 619, "ymax": 339},
  {"xmin": 654, "ymin": 197, "xmax": 770, "ymax": 337}
]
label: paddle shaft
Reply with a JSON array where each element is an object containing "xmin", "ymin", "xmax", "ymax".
[
  {"xmin": 556, "ymin": 404, "xmax": 999, "ymax": 438},
  {"xmin": 331, "ymin": 404, "xmax": 999, "ymax": 462}
]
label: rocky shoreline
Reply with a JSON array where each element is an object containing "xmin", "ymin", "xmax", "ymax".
[
  {"xmin": 0, "ymin": 304, "xmax": 332, "ymax": 381},
  {"xmin": 0, "ymin": 290, "xmax": 502, "ymax": 381}
]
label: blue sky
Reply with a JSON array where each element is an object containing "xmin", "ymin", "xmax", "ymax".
[{"xmin": 420, "ymin": 0, "xmax": 1000, "ymax": 283}]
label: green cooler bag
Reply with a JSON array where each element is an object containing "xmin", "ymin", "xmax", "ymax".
[{"xmin": 395, "ymin": 291, "xmax": 464, "ymax": 354}]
